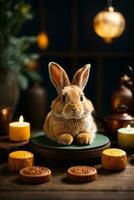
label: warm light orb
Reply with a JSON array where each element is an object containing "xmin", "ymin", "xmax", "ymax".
[
  {"xmin": 1, "ymin": 108, "xmax": 8, "ymax": 116},
  {"xmin": 37, "ymin": 31, "xmax": 49, "ymax": 49},
  {"xmin": 93, "ymin": 6, "xmax": 126, "ymax": 43}
]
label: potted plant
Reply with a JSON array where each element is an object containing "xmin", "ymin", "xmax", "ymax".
[{"xmin": 0, "ymin": 0, "xmax": 41, "ymax": 133}]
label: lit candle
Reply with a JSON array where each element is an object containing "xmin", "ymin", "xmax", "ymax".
[
  {"xmin": 2, "ymin": 108, "xmax": 8, "ymax": 119},
  {"xmin": 118, "ymin": 124, "xmax": 134, "ymax": 149},
  {"xmin": 1, "ymin": 108, "xmax": 9, "ymax": 133},
  {"xmin": 9, "ymin": 115, "xmax": 30, "ymax": 142}
]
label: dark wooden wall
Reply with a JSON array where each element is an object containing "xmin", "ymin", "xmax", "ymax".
[{"xmin": 21, "ymin": 0, "xmax": 134, "ymax": 117}]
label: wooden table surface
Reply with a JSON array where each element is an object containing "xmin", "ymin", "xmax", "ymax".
[{"xmin": 0, "ymin": 154, "xmax": 134, "ymax": 200}]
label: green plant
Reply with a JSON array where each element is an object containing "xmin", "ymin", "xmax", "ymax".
[{"xmin": 0, "ymin": 0, "xmax": 41, "ymax": 89}]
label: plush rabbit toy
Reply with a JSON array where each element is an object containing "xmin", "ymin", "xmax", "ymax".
[{"xmin": 43, "ymin": 62, "xmax": 97, "ymax": 145}]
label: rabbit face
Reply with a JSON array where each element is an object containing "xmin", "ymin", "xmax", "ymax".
[
  {"xmin": 62, "ymin": 85, "xmax": 85, "ymax": 119},
  {"xmin": 49, "ymin": 62, "xmax": 94, "ymax": 119},
  {"xmin": 51, "ymin": 85, "xmax": 93, "ymax": 120}
]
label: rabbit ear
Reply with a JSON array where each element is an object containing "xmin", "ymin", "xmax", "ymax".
[
  {"xmin": 72, "ymin": 64, "xmax": 91, "ymax": 90},
  {"xmin": 48, "ymin": 62, "xmax": 70, "ymax": 93}
]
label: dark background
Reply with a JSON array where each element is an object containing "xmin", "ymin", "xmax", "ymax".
[{"xmin": 19, "ymin": 0, "xmax": 134, "ymax": 118}]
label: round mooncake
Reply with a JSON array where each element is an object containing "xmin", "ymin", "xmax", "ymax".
[
  {"xmin": 101, "ymin": 148, "xmax": 127, "ymax": 171},
  {"xmin": 20, "ymin": 166, "xmax": 52, "ymax": 183},
  {"xmin": 8, "ymin": 150, "xmax": 34, "ymax": 171},
  {"xmin": 67, "ymin": 166, "xmax": 97, "ymax": 182}
]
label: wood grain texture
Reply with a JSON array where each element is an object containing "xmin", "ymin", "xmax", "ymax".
[
  {"xmin": 0, "ymin": 136, "xmax": 29, "ymax": 160},
  {"xmin": 0, "ymin": 156, "xmax": 134, "ymax": 200},
  {"xmin": 0, "ymin": 191, "xmax": 134, "ymax": 200},
  {"xmin": 0, "ymin": 136, "xmax": 29, "ymax": 149}
]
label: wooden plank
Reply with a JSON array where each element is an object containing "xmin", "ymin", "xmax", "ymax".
[
  {"xmin": 0, "ymin": 191, "xmax": 134, "ymax": 200},
  {"xmin": 0, "ymin": 163, "xmax": 134, "ymax": 192}
]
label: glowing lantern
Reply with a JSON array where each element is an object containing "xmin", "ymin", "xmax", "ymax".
[
  {"xmin": 37, "ymin": 31, "xmax": 49, "ymax": 49},
  {"xmin": 93, "ymin": 5, "xmax": 126, "ymax": 43}
]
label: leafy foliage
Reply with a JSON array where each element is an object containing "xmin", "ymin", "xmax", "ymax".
[{"xmin": 0, "ymin": 0, "xmax": 41, "ymax": 89}]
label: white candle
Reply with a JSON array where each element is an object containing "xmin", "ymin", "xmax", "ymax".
[{"xmin": 118, "ymin": 124, "xmax": 134, "ymax": 149}]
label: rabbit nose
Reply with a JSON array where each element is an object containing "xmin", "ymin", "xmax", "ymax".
[
  {"xmin": 69, "ymin": 104, "xmax": 78, "ymax": 112},
  {"xmin": 71, "ymin": 108, "xmax": 77, "ymax": 112},
  {"xmin": 70, "ymin": 105, "xmax": 78, "ymax": 112}
]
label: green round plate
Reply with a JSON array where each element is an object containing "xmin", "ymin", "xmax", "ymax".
[
  {"xmin": 30, "ymin": 132, "xmax": 109, "ymax": 150},
  {"xmin": 30, "ymin": 132, "xmax": 110, "ymax": 165}
]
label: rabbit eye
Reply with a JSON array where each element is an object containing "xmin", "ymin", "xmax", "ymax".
[
  {"xmin": 80, "ymin": 95, "xmax": 83, "ymax": 101},
  {"xmin": 62, "ymin": 95, "xmax": 66, "ymax": 102}
]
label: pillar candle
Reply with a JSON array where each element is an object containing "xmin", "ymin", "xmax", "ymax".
[
  {"xmin": 118, "ymin": 124, "xmax": 134, "ymax": 149},
  {"xmin": 9, "ymin": 115, "xmax": 30, "ymax": 142}
]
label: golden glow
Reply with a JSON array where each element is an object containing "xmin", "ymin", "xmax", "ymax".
[
  {"xmin": 1, "ymin": 108, "xmax": 8, "ymax": 116},
  {"xmin": 37, "ymin": 31, "xmax": 49, "ymax": 49},
  {"xmin": 93, "ymin": 6, "xmax": 126, "ymax": 43}
]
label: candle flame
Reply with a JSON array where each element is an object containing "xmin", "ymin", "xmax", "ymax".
[
  {"xmin": 127, "ymin": 124, "xmax": 131, "ymax": 129},
  {"xmin": 19, "ymin": 115, "xmax": 24, "ymax": 124}
]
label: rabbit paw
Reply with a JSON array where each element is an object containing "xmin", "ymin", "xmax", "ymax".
[
  {"xmin": 76, "ymin": 133, "xmax": 93, "ymax": 145},
  {"xmin": 57, "ymin": 133, "xmax": 73, "ymax": 145}
]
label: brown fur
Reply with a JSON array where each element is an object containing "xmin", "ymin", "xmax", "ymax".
[{"xmin": 43, "ymin": 62, "xmax": 97, "ymax": 145}]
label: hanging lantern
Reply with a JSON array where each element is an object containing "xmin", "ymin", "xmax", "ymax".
[
  {"xmin": 93, "ymin": 1, "xmax": 126, "ymax": 43},
  {"xmin": 37, "ymin": 31, "xmax": 49, "ymax": 49}
]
